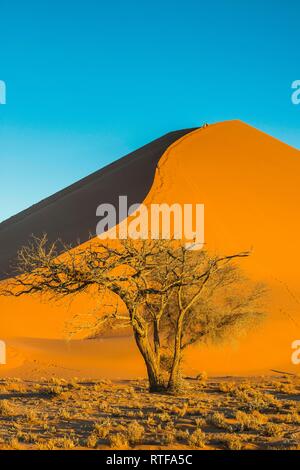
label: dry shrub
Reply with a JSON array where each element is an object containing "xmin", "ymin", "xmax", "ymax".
[
  {"xmin": 208, "ymin": 412, "xmax": 232, "ymax": 431},
  {"xmin": 277, "ymin": 383, "xmax": 297, "ymax": 395},
  {"xmin": 146, "ymin": 414, "xmax": 156, "ymax": 426},
  {"xmin": 98, "ymin": 400, "xmax": 110, "ymax": 412},
  {"xmin": 233, "ymin": 386, "xmax": 280, "ymax": 411},
  {"xmin": 188, "ymin": 429, "xmax": 206, "ymax": 448},
  {"xmin": 281, "ymin": 412, "xmax": 300, "ymax": 425},
  {"xmin": 179, "ymin": 402, "xmax": 189, "ymax": 417},
  {"xmin": 160, "ymin": 422, "xmax": 177, "ymax": 445},
  {"xmin": 93, "ymin": 419, "xmax": 111, "ymax": 439},
  {"xmin": 59, "ymin": 408, "xmax": 71, "ymax": 420},
  {"xmin": 126, "ymin": 420, "xmax": 145, "ymax": 445},
  {"xmin": 108, "ymin": 432, "xmax": 129, "ymax": 449},
  {"xmin": 47, "ymin": 385, "xmax": 65, "ymax": 397},
  {"xmin": 55, "ymin": 436, "xmax": 76, "ymax": 449},
  {"xmin": 196, "ymin": 372, "xmax": 208, "ymax": 385},
  {"xmin": 158, "ymin": 411, "xmax": 172, "ymax": 423},
  {"xmin": 176, "ymin": 429, "xmax": 190, "ymax": 443},
  {"xmin": 219, "ymin": 381, "xmax": 237, "ymax": 393},
  {"xmin": 0, "ymin": 399, "xmax": 15, "ymax": 416},
  {"xmin": 37, "ymin": 440, "xmax": 56, "ymax": 450},
  {"xmin": 5, "ymin": 382, "xmax": 26, "ymax": 393},
  {"xmin": 222, "ymin": 434, "xmax": 243, "ymax": 450},
  {"xmin": 86, "ymin": 433, "xmax": 98, "ymax": 448},
  {"xmin": 263, "ymin": 422, "xmax": 284, "ymax": 438},
  {"xmin": 23, "ymin": 409, "xmax": 39, "ymax": 424},
  {"xmin": 22, "ymin": 432, "xmax": 37, "ymax": 444},
  {"xmin": 8, "ymin": 437, "xmax": 22, "ymax": 450},
  {"xmin": 195, "ymin": 417, "xmax": 206, "ymax": 428},
  {"xmin": 49, "ymin": 377, "xmax": 66, "ymax": 386},
  {"xmin": 236, "ymin": 410, "xmax": 268, "ymax": 431},
  {"xmin": 161, "ymin": 428, "xmax": 176, "ymax": 445}
]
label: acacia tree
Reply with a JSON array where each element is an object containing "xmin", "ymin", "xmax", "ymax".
[{"xmin": 1, "ymin": 235, "xmax": 266, "ymax": 392}]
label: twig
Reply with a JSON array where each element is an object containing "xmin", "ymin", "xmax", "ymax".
[{"xmin": 270, "ymin": 369, "xmax": 297, "ymax": 377}]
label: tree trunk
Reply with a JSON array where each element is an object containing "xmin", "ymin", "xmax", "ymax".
[
  {"xmin": 153, "ymin": 318, "xmax": 161, "ymax": 369},
  {"xmin": 167, "ymin": 318, "xmax": 183, "ymax": 393},
  {"xmin": 133, "ymin": 330, "xmax": 164, "ymax": 392}
]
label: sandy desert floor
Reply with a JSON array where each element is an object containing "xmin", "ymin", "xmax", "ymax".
[{"xmin": 0, "ymin": 374, "xmax": 299, "ymax": 450}]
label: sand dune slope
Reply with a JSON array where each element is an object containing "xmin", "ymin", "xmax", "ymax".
[{"xmin": 0, "ymin": 128, "xmax": 195, "ymax": 280}]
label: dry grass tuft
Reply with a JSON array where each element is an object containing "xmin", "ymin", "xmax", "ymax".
[
  {"xmin": 108, "ymin": 432, "xmax": 129, "ymax": 449},
  {"xmin": 188, "ymin": 429, "xmax": 206, "ymax": 448},
  {"xmin": 221, "ymin": 434, "xmax": 243, "ymax": 450},
  {"xmin": 0, "ymin": 400, "xmax": 15, "ymax": 416},
  {"xmin": 126, "ymin": 420, "xmax": 145, "ymax": 445}
]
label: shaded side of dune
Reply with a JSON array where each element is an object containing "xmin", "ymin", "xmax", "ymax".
[{"xmin": 0, "ymin": 128, "xmax": 196, "ymax": 280}]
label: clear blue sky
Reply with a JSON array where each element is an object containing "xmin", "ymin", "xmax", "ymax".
[{"xmin": 0, "ymin": 0, "xmax": 299, "ymax": 221}]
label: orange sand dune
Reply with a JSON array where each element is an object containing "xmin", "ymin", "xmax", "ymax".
[
  {"xmin": 1, "ymin": 337, "xmax": 145, "ymax": 379},
  {"xmin": 1, "ymin": 120, "xmax": 299, "ymax": 377}
]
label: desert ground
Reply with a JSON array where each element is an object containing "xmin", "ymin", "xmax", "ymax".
[{"xmin": 0, "ymin": 373, "xmax": 299, "ymax": 450}]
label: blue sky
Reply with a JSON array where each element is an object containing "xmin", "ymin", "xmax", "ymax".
[{"xmin": 0, "ymin": 0, "xmax": 299, "ymax": 221}]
